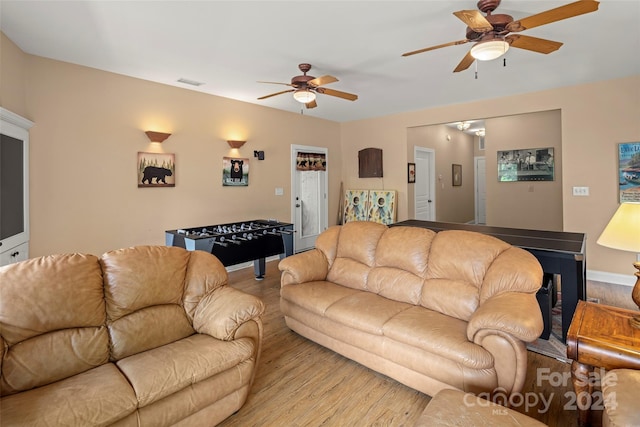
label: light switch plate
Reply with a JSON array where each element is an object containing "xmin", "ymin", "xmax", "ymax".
[{"xmin": 572, "ymin": 186, "xmax": 589, "ymax": 196}]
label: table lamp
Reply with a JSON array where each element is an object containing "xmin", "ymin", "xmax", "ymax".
[{"xmin": 596, "ymin": 202, "xmax": 640, "ymax": 328}]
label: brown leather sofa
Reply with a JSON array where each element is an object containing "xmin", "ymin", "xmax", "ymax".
[
  {"xmin": 0, "ymin": 245, "xmax": 264, "ymax": 426},
  {"xmin": 279, "ymin": 221, "xmax": 544, "ymax": 397}
]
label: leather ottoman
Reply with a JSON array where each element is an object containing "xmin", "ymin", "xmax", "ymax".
[{"xmin": 415, "ymin": 389, "xmax": 546, "ymax": 426}]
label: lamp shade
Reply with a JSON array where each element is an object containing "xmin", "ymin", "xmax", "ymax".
[
  {"xmin": 293, "ymin": 89, "xmax": 316, "ymax": 104},
  {"xmin": 597, "ymin": 202, "xmax": 640, "ymax": 252},
  {"xmin": 470, "ymin": 40, "xmax": 510, "ymax": 61}
]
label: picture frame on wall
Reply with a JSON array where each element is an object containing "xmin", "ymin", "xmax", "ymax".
[
  {"xmin": 618, "ymin": 141, "xmax": 640, "ymax": 203},
  {"xmin": 452, "ymin": 164, "xmax": 462, "ymax": 186},
  {"xmin": 408, "ymin": 163, "xmax": 416, "ymax": 183},
  {"xmin": 222, "ymin": 157, "xmax": 249, "ymax": 186},
  {"xmin": 137, "ymin": 152, "xmax": 175, "ymax": 187},
  {"xmin": 497, "ymin": 147, "xmax": 554, "ymax": 182}
]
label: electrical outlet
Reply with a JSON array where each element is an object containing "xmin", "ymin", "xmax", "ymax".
[{"xmin": 572, "ymin": 186, "xmax": 589, "ymax": 196}]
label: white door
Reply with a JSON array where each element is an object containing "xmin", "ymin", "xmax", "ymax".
[
  {"xmin": 414, "ymin": 147, "xmax": 435, "ymax": 221},
  {"xmin": 475, "ymin": 156, "xmax": 486, "ymax": 224},
  {"xmin": 291, "ymin": 145, "xmax": 328, "ymax": 253}
]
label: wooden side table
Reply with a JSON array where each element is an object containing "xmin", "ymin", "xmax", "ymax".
[{"xmin": 566, "ymin": 300, "xmax": 640, "ymax": 426}]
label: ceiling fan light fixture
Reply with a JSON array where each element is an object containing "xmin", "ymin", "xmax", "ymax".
[
  {"xmin": 293, "ymin": 89, "xmax": 316, "ymax": 104},
  {"xmin": 456, "ymin": 121, "xmax": 470, "ymax": 131},
  {"xmin": 470, "ymin": 39, "xmax": 510, "ymax": 61}
]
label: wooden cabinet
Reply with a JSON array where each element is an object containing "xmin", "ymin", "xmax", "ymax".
[
  {"xmin": 0, "ymin": 108, "xmax": 33, "ymax": 267},
  {"xmin": 358, "ymin": 148, "xmax": 383, "ymax": 178}
]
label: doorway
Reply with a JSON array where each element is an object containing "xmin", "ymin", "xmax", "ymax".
[
  {"xmin": 291, "ymin": 145, "xmax": 328, "ymax": 253},
  {"xmin": 414, "ymin": 147, "xmax": 435, "ymax": 221}
]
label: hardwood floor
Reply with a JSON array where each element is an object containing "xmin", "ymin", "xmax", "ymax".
[{"xmin": 219, "ymin": 261, "xmax": 589, "ymax": 427}]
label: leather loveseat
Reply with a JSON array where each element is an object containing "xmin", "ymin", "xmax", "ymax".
[
  {"xmin": 279, "ymin": 221, "xmax": 543, "ymax": 397},
  {"xmin": 0, "ymin": 245, "xmax": 264, "ymax": 426}
]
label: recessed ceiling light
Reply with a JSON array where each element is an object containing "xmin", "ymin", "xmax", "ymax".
[{"xmin": 177, "ymin": 78, "xmax": 204, "ymax": 87}]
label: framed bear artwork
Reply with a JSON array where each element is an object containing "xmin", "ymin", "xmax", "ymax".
[
  {"xmin": 223, "ymin": 157, "xmax": 249, "ymax": 186},
  {"xmin": 137, "ymin": 152, "xmax": 175, "ymax": 187}
]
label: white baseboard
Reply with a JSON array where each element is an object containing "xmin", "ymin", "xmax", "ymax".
[{"xmin": 587, "ymin": 269, "xmax": 636, "ymax": 287}]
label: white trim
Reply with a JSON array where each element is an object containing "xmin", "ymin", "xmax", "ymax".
[
  {"xmin": 290, "ymin": 144, "xmax": 328, "ymax": 253},
  {"xmin": 413, "ymin": 146, "xmax": 435, "ymax": 221},
  {"xmin": 587, "ymin": 269, "xmax": 636, "ymax": 287}
]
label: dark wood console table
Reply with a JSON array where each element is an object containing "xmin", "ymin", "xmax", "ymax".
[{"xmin": 392, "ymin": 220, "xmax": 586, "ymax": 342}]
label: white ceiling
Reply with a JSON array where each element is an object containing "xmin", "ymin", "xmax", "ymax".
[{"xmin": 1, "ymin": 1, "xmax": 639, "ymax": 123}]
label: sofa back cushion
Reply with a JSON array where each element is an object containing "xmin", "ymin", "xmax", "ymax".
[
  {"xmin": 101, "ymin": 246, "xmax": 196, "ymax": 360},
  {"xmin": 369, "ymin": 226, "xmax": 436, "ymax": 304},
  {"xmin": 421, "ymin": 230, "xmax": 512, "ymax": 320},
  {"xmin": 326, "ymin": 221, "xmax": 386, "ymax": 291},
  {"xmin": 0, "ymin": 254, "xmax": 109, "ymax": 396}
]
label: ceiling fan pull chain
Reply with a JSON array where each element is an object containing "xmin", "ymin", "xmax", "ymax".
[
  {"xmin": 475, "ymin": 61, "xmax": 478, "ymax": 80},
  {"xmin": 503, "ymin": 58, "xmax": 507, "ymax": 67}
]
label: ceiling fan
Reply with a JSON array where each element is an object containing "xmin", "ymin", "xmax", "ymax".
[
  {"xmin": 257, "ymin": 63, "xmax": 358, "ymax": 109},
  {"xmin": 402, "ymin": 0, "xmax": 599, "ymax": 73}
]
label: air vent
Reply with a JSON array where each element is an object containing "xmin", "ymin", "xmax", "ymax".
[{"xmin": 177, "ymin": 78, "xmax": 204, "ymax": 87}]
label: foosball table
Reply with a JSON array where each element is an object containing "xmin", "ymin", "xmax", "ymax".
[{"xmin": 165, "ymin": 219, "xmax": 294, "ymax": 279}]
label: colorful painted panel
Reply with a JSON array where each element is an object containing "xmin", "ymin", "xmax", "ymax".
[
  {"xmin": 343, "ymin": 190, "xmax": 369, "ymax": 223},
  {"xmin": 367, "ymin": 190, "xmax": 396, "ymax": 225}
]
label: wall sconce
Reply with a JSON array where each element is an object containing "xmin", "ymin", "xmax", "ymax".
[
  {"xmin": 145, "ymin": 131, "xmax": 171, "ymax": 143},
  {"xmin": 254, "ymin": 150, "xmax": 265, "ymax": 160},
  {"xmin": 227, "ymin": 140, "xmax": 246, "ymax": 149}
]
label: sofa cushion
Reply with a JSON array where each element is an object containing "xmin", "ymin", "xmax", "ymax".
[
  {"xmin": 374, "ymin": 226, "xmax": 435, "ymax": 276},
  {"xmin": 101, "ymin": 246, "xmax": 196, "ymax": 360},
  {"xmin": 422, "ymin": 230, "xmax": 511, "ymax": 321},
  {"xmin": 368, "ymin": 267, "xmax": 424, "ymax": 305},
  {"xmin": 0, "ymin": 363, "xmax": 137, "ymax": 426},
  {"xmin": 325, "ymin": 222, "xmax": 386, "ymax": 291},
  {"xmin": 382, "ymin": 306, "xmax": 494, "ymax": 369},
  {"xmin": 325, "ymin": 292, "xmax": 412, "ymax": 335},
  {"xmin": 116, "ymin": 334, "xmax": 255, "ymax": 407},
  {"xmin": 0, "ymin": 253, "xmax": 108, "ymax": 395},
  {"xmin": 280, "ymin": 281, "xmax": 361, "ymax": 314}
]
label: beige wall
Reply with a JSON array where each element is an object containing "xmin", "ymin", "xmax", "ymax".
[
  {"xmin": 0, "ymin": 33, "xmax": 27, "ymax": 115},
  {"xmin": 341, "ymin": 75, "xmax": 640, "ymax": 282},
  {"xmin": 407, "ymin": 124, "xmax": 475, "ymax": 223},
  {"xmin": 485, "ymin": 109, "xmax": 562, "ymax": 231},
  {"xmin": 3, "ymin": 32, "xmax": 640, "ymax": 281},
  {"xmin": 1, "ymin": 35, "xmax": 341, "ymax": 257}
]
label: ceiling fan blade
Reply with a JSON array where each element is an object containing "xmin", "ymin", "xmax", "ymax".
[
  {"xmin": 308, "ymin": 75, "xmax": 338, "ymax": 87},
  {"xmin": 257, "ymin": 89, "xmax": 294, "ymax": 100},
  {"xmin": 453, "ymin": 10, "xmax": 493, "ymax": 33},
  {"xmin": 453, "ymin": 51, "xmax": 475, "ymax": 73},
  {"xmin": 402, "ymin": 39, "xmax": 470, "ymax": 57},
  {"xmin": 257, "ymin": 81, "xmax": 294, "ymax": 86},
  {"xmin": 316, "ymin": 87, "xmax": 358, "ymax": 101},
  {"xmin": 305, "ymin": 100, "xmax": 318, "ymax": 109},
  {"xmin": 506, "ymin": 34, "xmax": 563, "ymax": 54},
  {"xmin": 507, "ymin": 0, "xmax": 599, "ymax": 32}
]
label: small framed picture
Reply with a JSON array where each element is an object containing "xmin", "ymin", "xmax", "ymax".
[
  {"xmin": 222, "ymin": 157, "xmax": 249, "ymax": 186},
  {"xmin": 452, "ymin": 164, "xmax": 462, "ymax": 186},
  {"xmin": 138, "ymin": 152, "xmax": 175, "ymax": 187},
  {"xmin": 408, "ymin": 163, "xmax": 416, "ymax": 183}
]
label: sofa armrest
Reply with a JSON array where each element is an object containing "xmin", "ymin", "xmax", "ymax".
[
  {"xmin": 467, "ymin": 292, "xmax": 543, "ymax": 343},
  {"xmin": 278, "ymin": 249, "xmax": 329, "ymax": 286},
  {"xmin": 192, "ymin": 286, "xmax": 265, "ymax": 341}
]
